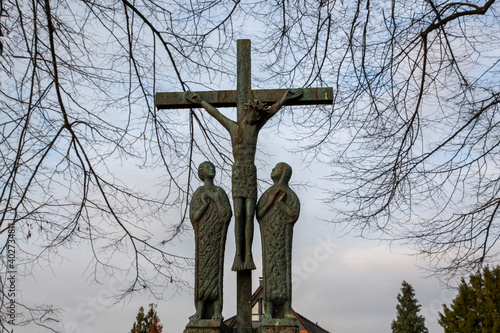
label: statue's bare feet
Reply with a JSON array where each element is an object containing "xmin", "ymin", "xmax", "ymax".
[
  {"xmin": 212, "ymin": 314, "xmax": 223, "ymax": 320},
  {"xmin": 189, "ymin": 312, "xmax": 201, "ymax": 320},
  {"xmin": 285, "ymin": 313, "xmax": 296, "ymax": 319}
]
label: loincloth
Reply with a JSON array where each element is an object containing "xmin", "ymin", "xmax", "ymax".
[{"xmin": 232, "ymin": 164, "xmax": 257, "ymax": 199}]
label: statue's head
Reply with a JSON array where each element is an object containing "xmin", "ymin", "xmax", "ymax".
[
  {"xmin": 245, "ymin": 99, "xmax": 269, "ymax": 125},
  {"xmin": 198, "ymin": 161, "xmax": 215, "ymax": 181},
  {"xmin": 271, "ymin": 162, "xmax": 292, "ymax": 184}
]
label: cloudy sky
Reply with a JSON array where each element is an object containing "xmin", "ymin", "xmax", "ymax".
[{"xmin": 7, "ymin": 127, "xmax": 460, "ymax": 333}]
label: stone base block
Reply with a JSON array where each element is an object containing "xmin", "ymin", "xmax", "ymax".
[
  {"xmin": 259, "ymin": 318, "xmax": 299, "ymax": 333},
  {"xmin": 183, "ymin": 318, "xmax": 233, "ymax": 333}
]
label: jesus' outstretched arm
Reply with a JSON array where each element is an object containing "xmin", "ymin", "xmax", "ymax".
[
  {"xmin": 184, "ymin": 91, "xmax": 235, "ymax": 132},
  {"xmin": 266, "ymin": 88, "xmax": 303, "ymax": 118}
]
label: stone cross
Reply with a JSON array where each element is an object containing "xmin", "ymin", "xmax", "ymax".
[{"xmin": 155, "ymin": 39, "xmax": 333, "ymax": 333}]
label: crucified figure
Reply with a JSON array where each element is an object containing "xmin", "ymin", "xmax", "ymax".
[{"xmin": 185, "ymin": 88, "xmax": 303, "ymax": 271}]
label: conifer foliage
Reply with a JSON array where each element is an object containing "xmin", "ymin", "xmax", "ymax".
[
  {"xmin": 391, "ymin": 281, "xmax": 429, "ymax": 333},
  {"xmin": 130, "ymin": 304, "xmax": 163, "ymax": 333},
  {"xmin": 439, "ymin": 266, "xmax": 500, "ymax": 333}
]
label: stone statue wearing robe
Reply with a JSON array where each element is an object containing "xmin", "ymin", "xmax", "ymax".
[
  {"xmin": 189, "ymin": 161, "xmax": 232, "ymax": 320},
  {"xmin": 257, "ymin": 162, "xmax": 300, "ymax": 319}
]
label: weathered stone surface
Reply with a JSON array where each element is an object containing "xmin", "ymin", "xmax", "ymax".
[
  {"xmin": 190, "ymin": 161, "xmax": 232, "ymax": 320},
  {"xmin": 257, "ymin": 163, "xmax": 300, "ymax": 319},
  {"xmin": 184, "ymin": 318, "xmax": 234, "ymax": 333},
  {"xmin": 155, "ymin": 87, "xmax": 334, "ymax": 109},
  {"xmin": 259, "ymin": 325, "xmax": 299, "ymax": 333},
  {"xmin": 259, "ymin": 318, "xmax": 299, "ymax": 333}
]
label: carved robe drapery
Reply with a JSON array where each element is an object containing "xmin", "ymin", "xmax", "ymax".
[
  {"xmin": 190, "ymin": 180, "xmax": 231, "ymax": 318},
  {"xmin": 257, "ymin": 163, "xmax": 300, "ymax": 319}
]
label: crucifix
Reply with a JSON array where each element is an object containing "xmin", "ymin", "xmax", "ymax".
[{"xmin": 155, "ymin": 39, "xmax": 332, "ymax": 333}]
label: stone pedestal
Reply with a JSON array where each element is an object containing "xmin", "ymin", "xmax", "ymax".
[
  {"xmin": 259, "ymin": 318, "xmax": 299, "ymax": 333},
  {"xmin": 184, "ymin": 318, "xmax": 233, "ymax": 333}
]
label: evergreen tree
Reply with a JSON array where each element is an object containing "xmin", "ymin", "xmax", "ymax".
[
  {"xmin": 130, "ymin": 304, "xmax": 163, "ymax": 333},
  {"xmin": 391, "ymin": 281, "xmax": 429, "ymax": 333},
  {"xmin": 439, "ymin": 266, "xmax": 500, "ymax": 333}
]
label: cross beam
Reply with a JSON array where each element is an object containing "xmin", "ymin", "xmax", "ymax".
[{"xmin": 155, "ymin": 87, "xmax": 333, "ymax": 109}]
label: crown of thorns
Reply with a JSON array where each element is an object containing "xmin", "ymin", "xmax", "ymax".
[{"xmin": 245, "ymin": 99, "xmax": 269, "ymax": 113}]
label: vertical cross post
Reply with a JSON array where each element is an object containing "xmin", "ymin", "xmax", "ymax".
[{"xmin": 236, "ymin": 39, "xmax": 253, "ymax": 333}]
